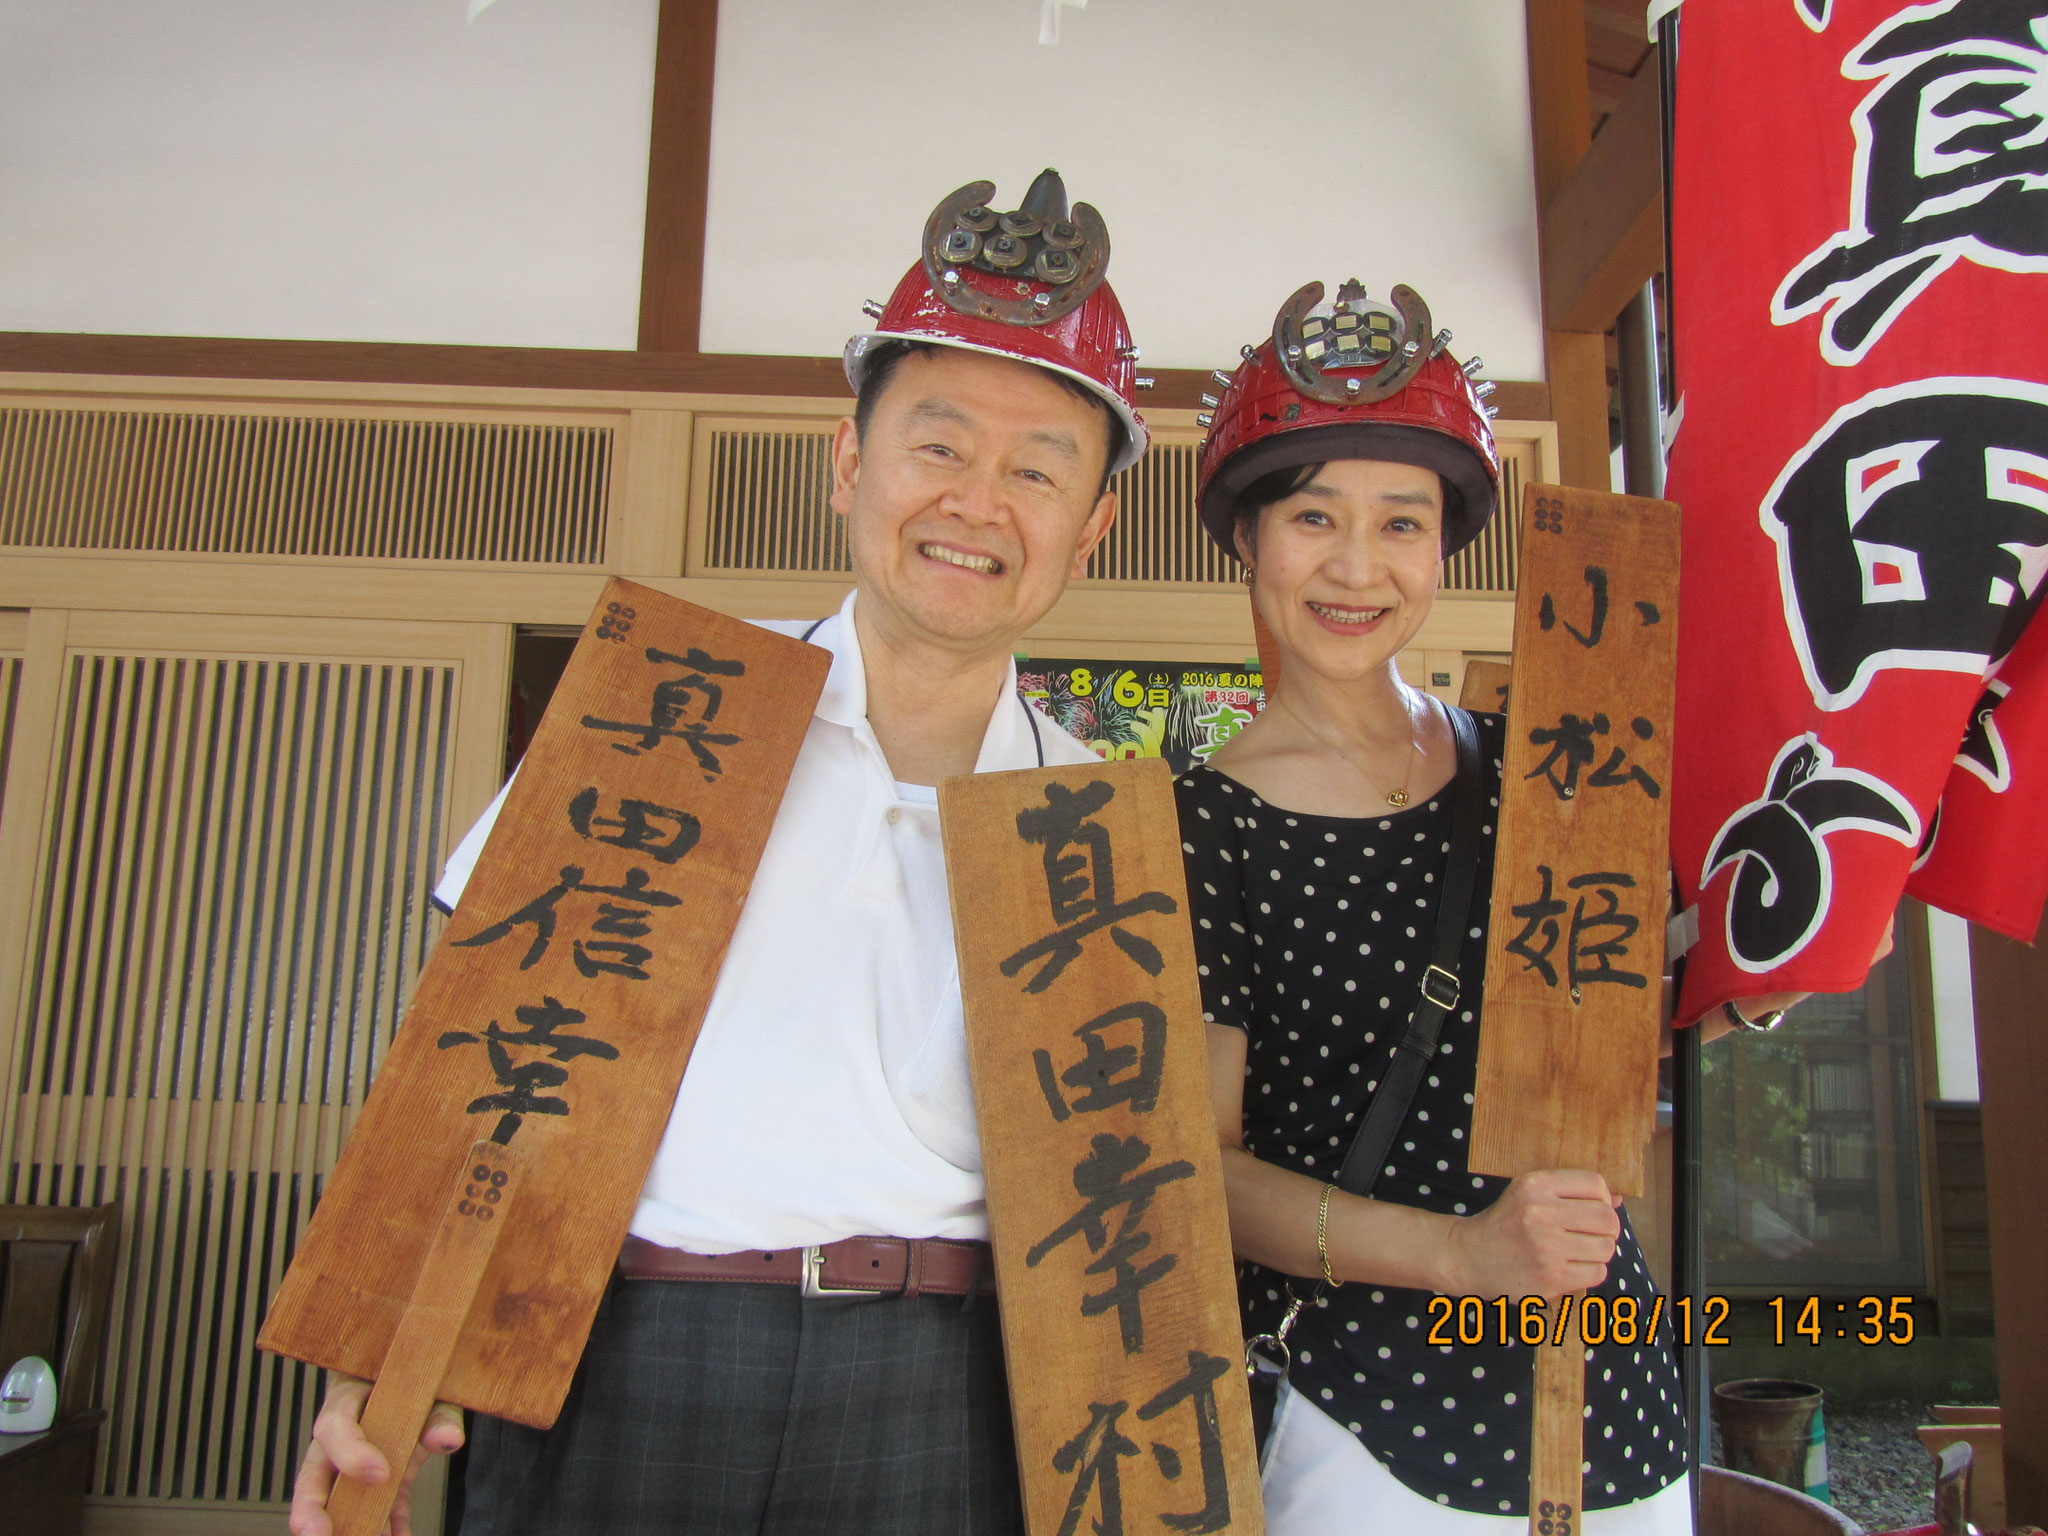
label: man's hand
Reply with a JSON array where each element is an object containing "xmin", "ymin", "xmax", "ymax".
[
  {"xmin": 1440, "ymin": 1168, "xmax": 1622, "ymax": 1300},
  {"xmin": 289, "ymin": 1376, "xmax": 465, "ymax": 1536},
  {"xmin": 1682, "ymin": 912, "xmax": 1900, "ymax": 1040}
]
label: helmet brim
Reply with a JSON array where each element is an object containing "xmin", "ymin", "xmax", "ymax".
[
  {"xmin": 1197, "ymin": 422, "xmax": 1497, "ymax": 560},
  {"xmin": 844, "ymin": 329, "xmax": 1148, "ymax": 476}
]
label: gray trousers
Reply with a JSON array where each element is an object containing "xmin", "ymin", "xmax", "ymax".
[{"xmin": 459, "ymin": 1276, "xmax": 1025, "ymax": 1536}]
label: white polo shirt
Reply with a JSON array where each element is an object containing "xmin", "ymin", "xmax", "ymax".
[{"xmin": 433, "ymin": 590, "xmax": 1100, "ymax": 1253}]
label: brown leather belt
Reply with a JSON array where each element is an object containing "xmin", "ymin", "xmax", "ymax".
[{"xmin": 618, "ymin": 1234, "xmax": 994, "ymax": 1299}]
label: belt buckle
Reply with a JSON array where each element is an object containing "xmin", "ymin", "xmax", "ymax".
[{"xmin": 800, "ymin": 1243, "xmax": 886, "ymax": 1300}]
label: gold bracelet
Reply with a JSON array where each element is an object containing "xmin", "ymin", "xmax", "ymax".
[{"xmin": 1317, "ymin": 1183, "xmax": 1344, "ymax": 1288}]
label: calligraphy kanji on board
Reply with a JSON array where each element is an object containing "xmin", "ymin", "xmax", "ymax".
[
  {"xmin": 942, "ymin": 759, "xmax": 1263, "ymax": 1536},
  {"xmin": 1469, "ymin": 484, "xmax": 1681, "ymax": 1199},
  {"xmin": 259, "ymin": 578, "xmax": 830, "ymax": 1428}
]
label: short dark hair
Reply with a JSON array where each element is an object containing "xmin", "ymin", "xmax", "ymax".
[
  {"xmin": 1231, "ymin": 459, "xmax": 1454, "ymax": 562},
  {"xmin": 1232, "ymin": 461, "xmax": 1322, "ymax": 562},
  {"xmin": 853, "ymin": 340, "xmax": 1122, "ymax": 496}
]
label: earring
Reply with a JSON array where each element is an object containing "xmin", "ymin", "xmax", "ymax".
[{"xmin": 1241, "ymin": 565, "xmax": 1255, "ymax": 586}]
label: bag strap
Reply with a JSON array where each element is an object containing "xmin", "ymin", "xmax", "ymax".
[{"xmin": 1332, "ymin": 702, "xmax": 1486, "ymax": 1200}]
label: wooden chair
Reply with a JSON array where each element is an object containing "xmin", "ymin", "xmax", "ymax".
[
  {"xmin": 1856, "ymin": 1441, "xmax": 1974, "ymax": 1536},
  {"xmin": 0, "ymin": 1204, "xmax": 119, "ymax": 1536},
  {"xmin": 1918, "ymin": 1421, "xmax": 2003, "ymax": 1532},
  {"xmin": 1701, "ymin": 1464, "xmax": 1865, "ymax": 1536}
]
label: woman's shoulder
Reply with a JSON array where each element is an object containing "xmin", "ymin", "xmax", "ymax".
[
  {"xmin": 1453, "ymin": 704, "xmax": 1508, "ymax": 779},
  {"xmin": 1173, "ymin": 761, "xmax": 1255, "ymax": 816},
  {"xmin": 1447, "ymin": 701, "xmax": 1507, "ymax": 744}
]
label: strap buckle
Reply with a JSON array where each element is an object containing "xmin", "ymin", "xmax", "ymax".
[
  {"xmin": 1420, "ymin": 964, "xmax": 1461, "ymax": 1011},
  {"xmin": 1244, "ymin": 1285, "xmax": 1310, "ymax": 1379},
  {"xmin": 800, "ymin": 1242, "xmax": 888, "ymax": 1300}
]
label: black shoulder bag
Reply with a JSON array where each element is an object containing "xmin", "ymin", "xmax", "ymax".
[{"xmin": 1244, "ymin": 703, "xmax": 1486, "ymax": 1456}]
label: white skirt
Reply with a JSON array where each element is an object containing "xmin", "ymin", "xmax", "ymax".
[{"xmin": 1262, "ymin": 1380, "xmax": 1696, "ymax": 1535}]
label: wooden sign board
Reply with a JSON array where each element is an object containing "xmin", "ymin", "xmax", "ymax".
[
  {"xmin": 1469, "ymin": 483, "xmax": 1680, "ymax": 1199},
  {"xmin": 942, "ymin": 758, "xmax": 1264, "ymax": 1536},
  {"xmin": 1468, "ymin": 484, "xmax": 1680, "ymax": 1536},
  {"xmin": 260, "ymin": 578, "xmax": 830, "ymax": 1428},
  {"xmin": 1460, "ymin": 658, "xmax": 1513, "ymax": 716}
]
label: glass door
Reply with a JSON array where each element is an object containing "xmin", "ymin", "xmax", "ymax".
[{"xmin": 1701, "ymin": 920, "xmax": 1926, "ymax": 1294}]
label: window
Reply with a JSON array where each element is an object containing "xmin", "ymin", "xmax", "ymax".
[{"xmin": 1701, "ymin": 924, "xmax": 1925, "ymax": 1293}]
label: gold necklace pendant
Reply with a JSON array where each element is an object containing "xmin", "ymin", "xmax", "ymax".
[{"xmin": 1386, "ymin": 788, "xmax": 1410, "ymax": 807}]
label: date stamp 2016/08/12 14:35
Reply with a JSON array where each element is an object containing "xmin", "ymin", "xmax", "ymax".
[{"xmin": 1423, "ymin": 1294, "xmax": 1920, "ymax": 1349}]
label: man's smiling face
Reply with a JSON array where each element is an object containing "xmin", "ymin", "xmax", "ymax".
[{"xmin": 831, "ymin": 346, "xmax": 1120, "ymax": 659}]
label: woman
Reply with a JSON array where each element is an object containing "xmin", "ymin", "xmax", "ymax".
[{"xmin": 1175, "ymin": 281, "xmax": 1698, "ymax": 1532}]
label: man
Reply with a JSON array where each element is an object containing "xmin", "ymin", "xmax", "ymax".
[{"xmin": 287, "ymin": 169, "xmax": 1146, "ymax": 1536}]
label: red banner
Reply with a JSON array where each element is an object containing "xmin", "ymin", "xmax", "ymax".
[{"xmin": 1667, "ymin": 0, "xmax": 2048, "ymax": 1019}]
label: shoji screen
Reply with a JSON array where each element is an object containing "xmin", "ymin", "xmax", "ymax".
[{"xmin": 0, "ymin": 613, "xmax": 504, "ymax": 1514}]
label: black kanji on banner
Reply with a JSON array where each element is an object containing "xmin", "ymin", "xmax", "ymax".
[
  {"xmin": 1774, "ymin": 0, "xmax": 2048, "ymax": 364},
  {"xmin": 1764, "ymin": 381, "xmax": 2048, "ymax": 708},
  {"xmin": 1703, "ymin": 735, "xmax": 1919, "ymax": 970}
]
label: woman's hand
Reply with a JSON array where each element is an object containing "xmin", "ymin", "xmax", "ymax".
[
  {"xmin": 288, "ymin": 1375, "xmax": 465, "ymax": 1536},
  {"xmin": 1439, "ymin": 1169, "xmax": 1621, "ymax": 1301}
]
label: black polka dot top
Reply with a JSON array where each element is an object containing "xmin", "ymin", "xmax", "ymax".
[{"xmin": 1173, "ymin": 710, "xmax": 1689, "ymax": 1514}]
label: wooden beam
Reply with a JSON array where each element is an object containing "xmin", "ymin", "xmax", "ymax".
[
  {"xmin": 1972, "ymin": 912, "xmax": 2048, "ymax": 1526},
  {"xmin": 0, "ymin": 331, "xmax": 1549, "ymax": 418},
  {"xmin": 0, "ymin": 332, "xmax": 849, "ymax": 398},
  {"xmin": 637, "ymin": 0, "xmax": 719, "ymax": 353},
  {"xmin": 1582, "ymin": 12, "xmax": 1652, "ymax": 77},
  {"xmin": 1543, "ymin": 53, "xmax": 1665, "ymax": 334},
  {"xmin": 1527, "ymin": 0, "xmax": 1595, "ymax": 206},
  {"xmin": 1542, "ymin": 331, "xmax": 1610, "ymax": 490},
  {"xmin": 1526, "ymin": 0, "xmax": 1611, "ymax": 489},
  {"xmin": 1588, "ymin": 63, "xmax": 1634, "ymax": 123}
]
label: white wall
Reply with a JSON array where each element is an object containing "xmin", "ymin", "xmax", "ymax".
[
  {"xmin": 0, "ymin": 0, "xmax": 1547, "ymax": 376},
  {"xmin": 1926, "ymin": 906, "xmax": 1980, "ymax": 1102},
  {"xmin": 700, "ymin": 0, "xmax": 1548, "ymax": 376},
  {"xmin": 0, "ymin": 0, "xmax": 659, "ymax": 348}
]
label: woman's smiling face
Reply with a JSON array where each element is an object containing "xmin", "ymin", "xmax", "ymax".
[{"xmin": 1239, "ymin": 457, "xmax": 1446, "ymax": 684}]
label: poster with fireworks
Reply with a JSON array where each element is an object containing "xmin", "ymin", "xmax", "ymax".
[{"xmin": 1016, "ymin": 659, "xmax": 1267, "ymax": 765}]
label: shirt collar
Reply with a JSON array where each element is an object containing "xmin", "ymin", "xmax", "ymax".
[
  {"xmin": 810, "ymin": 588, "xmax": 870, "ymax": 731},
  {"xmin": 809, "ymin": 589, "xmax": 1041, "ymax": 774}
]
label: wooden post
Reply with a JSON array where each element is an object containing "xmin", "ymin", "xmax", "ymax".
[
  {"xmin": 943, "ymin": 758, "xmax": 1263, "ymax": 1536},
  {"xmin": 1469, "ymin": 483, "xmax": 1681, "ymax": 1532},
  {"xmin": 1526, "ymin": 0, "xmax": 1613, "ymax": 492},
  {"xmin": 1532, "ymin": 1306, "xmax": 1590, "ymax": 1536},
  {"xmin": 260, "ymin": 581, "xmax": 829, "ymax": 1429},
  {"xmin": 1972, "ymin": 911, "xmax": 2048, "ymax": 1526},
  {"xmin": 636, "ymin": 0, "xmax": 720, "ymax": 354}
]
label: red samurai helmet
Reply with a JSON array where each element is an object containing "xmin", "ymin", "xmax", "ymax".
[
  {"xmin": 844, "ymin": 169, "xmax": 1149, "ymax": 475},
  {"xmin": 1195, "ymin": 280, "xmax": 1500, "ymax": 557}
]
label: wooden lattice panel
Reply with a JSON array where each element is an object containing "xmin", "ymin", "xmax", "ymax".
[
  {"xmin": 6, "ymin": 647, "xmax": 460, "ymax": 1503},
  {"xmin": 698, "ymin": 424, "xmax": 847, "ymax": 573},
  {"xmin": 690, "ymin": 415, "xmax": 1533, "ymax": 592},
  {"xmin": 1446, "ymin": 443, "xmax": 1528, "ymax": 593},
  {"xmin": 0, "ymin": 407, "xmax": 614, "ymax": 565},
  {"xmin": 0, "ymin": 652, "xmax": 20, "ymax": 818},
  {"xmin": 1084, "ymin": 437, "xmax": 1239, "ymax": 586}
]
